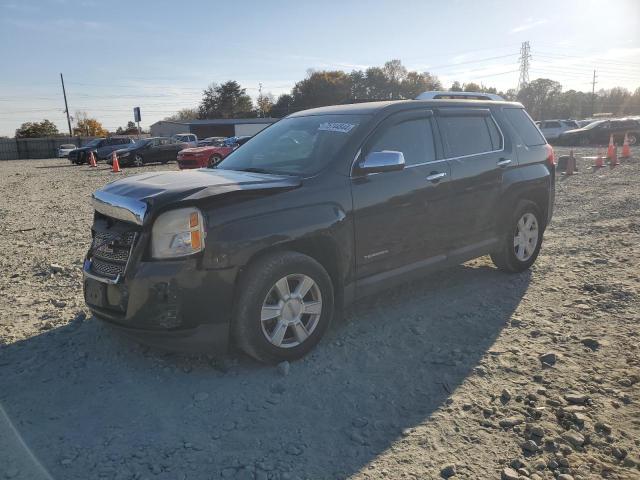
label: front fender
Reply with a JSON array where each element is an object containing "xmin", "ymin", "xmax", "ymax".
[{"xmin": 205, "ymin": 201, "xmax": 350, "ymax": 270}]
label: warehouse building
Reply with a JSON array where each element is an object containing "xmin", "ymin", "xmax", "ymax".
[{"xmin": 149, "ymin": 118, "xmax": 277, "ymax": 139}]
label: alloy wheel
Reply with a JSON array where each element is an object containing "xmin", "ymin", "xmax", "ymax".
[
  {"xmin": 513, "ymin": 212, "xmax": 539, "ymax": 262},
  {"xmin": 260, "ymin": 274, "xmax": 322, "ymax": 348},
  {"xmin": 134, "ymin": 155, "xmax": 143, "ymax": 167}
]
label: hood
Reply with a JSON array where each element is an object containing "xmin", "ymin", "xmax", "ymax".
[
  {"xmin": 179, "ymin": 146, "xmax": 220, "ymax": 154},
  {"xmin": 93, "ymin": 168, "xmax": 301, "ymax": 225}
]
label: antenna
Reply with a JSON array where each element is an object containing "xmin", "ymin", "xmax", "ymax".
[{"xmin": 517, "ymin": 41, "xmax": 531, "ymax": 91}]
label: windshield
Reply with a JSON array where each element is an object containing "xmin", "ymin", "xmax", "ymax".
[
  {"xmin": 132, "ymin": 139, "xmax": 150, "ymax": 147},
  {"xmin": 84, "ymin": 139, "xmax": 102, "ymax": 147},
  {"xmin": 217, "ymin": 115, "xmax": 365, "ymax": 175},
  {"xmin": 583, "ymin": 120, "xmax": 606, "ymax": 130},
  {"xmin": 60, "ymin": 144, "xmax": 75, "ymax": 149}
]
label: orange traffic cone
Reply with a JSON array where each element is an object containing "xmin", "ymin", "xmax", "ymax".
[
  {"xmin": 88, "ymin": 151, "xmax": 97, "ymax": 167},
  {"xmin": 610, "ymin": 145, "xmax": 619, "ymax": 167},
  {"xmin": 621, "ymin": 132, "xmax": 631, "ymax": 158},
  {"xmin": 111, "ymin": 151, "xmax": 121, "ymax": 173},
  {"xmin": 606, "ymin": 134, "xmax": 615, "ymax": 161},
  {"xmin": 566, "ymin": 149, "xmax": 575, "ymax": 175},
  {"xmin": 593, "ymin": 149, "xmax": 604, "ymax": 168}
]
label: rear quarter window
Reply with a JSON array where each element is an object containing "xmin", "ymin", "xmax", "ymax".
[
  {"xmin": 438, "ymin": 115, "xmax": 495, "ymax": 157},
  {"xmin": 503, "ymin": 108, "xmax": 546, "ymax": 146}
]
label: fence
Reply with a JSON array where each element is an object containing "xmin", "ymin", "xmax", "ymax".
[{"xmin": 0, "ymin": 137, "xmax": 103, "ymax": 160}]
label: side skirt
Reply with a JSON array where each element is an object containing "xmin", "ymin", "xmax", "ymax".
[{"xmin": 352, "ymin": 237, "xmax": 498, "ymax": 301}]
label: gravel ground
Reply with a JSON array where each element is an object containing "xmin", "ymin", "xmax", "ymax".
[{"xmin": 0, "ymin": 150, "xmax": 638, "ymax": 480}]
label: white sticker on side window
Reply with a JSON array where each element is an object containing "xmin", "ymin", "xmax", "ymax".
[{"xmin": 318, "ymin": 122, "xmax": 357, "ymax": 133}]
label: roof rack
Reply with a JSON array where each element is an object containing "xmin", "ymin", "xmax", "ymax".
[{"xmin": 416, "ymin": 91, "xmax": 504, "ymax": 101}]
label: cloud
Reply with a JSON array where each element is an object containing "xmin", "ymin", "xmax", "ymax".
[{"xmin": 510, "ymin": 18, "xmax": 549, "ymax": 34}]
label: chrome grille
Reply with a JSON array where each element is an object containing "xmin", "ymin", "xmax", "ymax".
[
  {"xmin": 89, "ymin": 228, "xmax": 137, "ymax": 279},
  {"xmin": 90, "ymin": 258, "xmax": 125, "ymax": 278}
]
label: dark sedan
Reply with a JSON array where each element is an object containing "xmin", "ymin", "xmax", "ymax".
[
  {"xmin": 109, "ymin": 137, "xmax": 185, "ymax": 167},
  {"xmin": 558, "ymin": 118, "xmax": 640, "ymax": 146},
  {"xmin": 69, "ymin": 137, "xmax": 133, "ymax": 164}
]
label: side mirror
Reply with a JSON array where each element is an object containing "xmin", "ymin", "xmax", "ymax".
[{"xmin": 359, "ymin": 150, "xmax": 405, "ymax": 174}]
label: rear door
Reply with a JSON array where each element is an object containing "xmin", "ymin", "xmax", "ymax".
[
  {"xmin": 146, "ymin": 138, "xmax": 163, "ymax": 162},
  {"xmin": 351, "ymin": 109, "xmax": 452, "ymax": 280},
  {"xmin": 435, "ymin": 108, "xmax": 508, "ymax": 249}
]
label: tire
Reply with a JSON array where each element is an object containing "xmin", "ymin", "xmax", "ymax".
[
  {"xmin": 627, "ymin": 133, "xmax": 638, "ymax": 146},
  {"xmin": 133, "ymin": 154, "xmax": 144, "ymax": 167},
  {"xmin": 233, "ymin": 251, "xmax": 334, "ymax": 363},
  {"xmin": 208, "ymin": 154, "xmax": 222, "ymax": 168},
  {"xmin": 490, "ymin": 200, "xmax": 544, "ymax": 273}
]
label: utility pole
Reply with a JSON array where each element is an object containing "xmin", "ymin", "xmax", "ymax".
[
  {"xmin": 517, "ymin": 41, "xmax": 531, "ymax": 92},
  {"xmin": 60, "ymin": 73, "xmax": 72, "ymax": 137},
  {"xmin": 591, "ymin": 69, "xmax": 597, "ymax": 117},
  {"xmin": 258, "ymin": 82, "xmax": 263, "ymax": 118}
]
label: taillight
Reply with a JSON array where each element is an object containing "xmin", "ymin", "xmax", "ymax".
[{"xmin": 545, "ymin": 144, "xmax": 556, "ymax": 167}]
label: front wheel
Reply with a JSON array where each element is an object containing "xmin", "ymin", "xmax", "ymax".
[
  {"xmin": 208, "ymin": 154, "xmax": 222, "ymax": 168},
  {"xmin": 627, "ymin": 133, "xmax": 638, "ymax": 146},
  {"xmin": 133, "ymin": 154, "xmax": 144, "ymax": 167},
  {"xmin": 491, "ymin": 200, "xmax": 544, "ymax": 273},
  {"xmin": 233, "ymin": 251, "xmax": 334, "ymax": 363}
]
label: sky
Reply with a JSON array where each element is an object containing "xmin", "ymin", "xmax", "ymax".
[{"xmin": 0, "ymin": 0, "xmax": 639, "ymax": 136}]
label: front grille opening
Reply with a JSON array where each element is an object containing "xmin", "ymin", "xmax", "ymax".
[{"xmin": 88, "ymin": 218, "xmax": 139, "ymax": 280}]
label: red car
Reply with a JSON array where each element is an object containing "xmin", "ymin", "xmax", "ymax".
[{"xmin": 177, "ymin": 136, "xmax": 252, "ymax": 169}]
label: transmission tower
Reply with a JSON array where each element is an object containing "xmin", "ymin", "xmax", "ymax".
[{"xmin": 517, "ymin": 41, "xmax": 531, "ymax": 91}]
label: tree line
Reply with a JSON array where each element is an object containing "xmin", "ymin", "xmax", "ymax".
[
  {"xmin": 166, "ymin": 59, "xmax": 640, "ymax": 122},
  {"xmin": 13, "ymin": 59, "xmax": 640, "ymax": 138}
]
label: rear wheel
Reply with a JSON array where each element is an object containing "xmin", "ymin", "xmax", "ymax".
[
  {"xmin": 491, "ymin": 200, "xmax": 544, "ymax": 273},
  {"xmin": 233, "ymin": 251, "xmax": 334, "ymax": 363}
]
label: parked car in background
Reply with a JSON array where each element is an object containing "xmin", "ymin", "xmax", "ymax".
[
  {"xmin": 197, "ymin": 136, "xmax": 225, "ymax": 147},
  {"xmin": 96, "ymin": 137, "xmax": 136, "ymax": 161},
  {"xmin": 558, "ymin": 118, "xmax": 640, "ymax": 146},
  {"xmin": 58, "ymin": 144, "xmax": 76, "ymax": 158},
  {"xmin": 535, "ymin": 119, "xmax": 579, "ymax": 141},
  {"xmin": 69, "ymin": 137, "xmax": 134, "ymax": 164},
  {"xmin": 172, "ymin": 133, "xmax": 198, "ymax": 147},
  {"xmin": 109, "ymin": 137, "xmax": 185, "ymax": 167},
  {"xmin": 177, "ymin": 136, "xmax": 252, "ymax": 169},
  {"xmin": 84, "ymin": 93, "xmax": 555, "ymax": 362}
]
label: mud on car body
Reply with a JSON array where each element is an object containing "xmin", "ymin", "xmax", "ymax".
[{"xmin": 83, "ymin": 92, "xmax": 555, "ymax": 363}]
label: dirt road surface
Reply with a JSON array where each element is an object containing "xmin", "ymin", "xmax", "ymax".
[{"xmin": 0, "ymin": 150, "xmax": 638, "ymax": 480}]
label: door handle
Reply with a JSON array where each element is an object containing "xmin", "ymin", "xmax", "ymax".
[
  {"xmin": 426, "ymin": 172, "xmax": 447, "ymax": 182},
  {"xmin": 497, "ymin": 158, "xmax": 512, "ymax": 167}
]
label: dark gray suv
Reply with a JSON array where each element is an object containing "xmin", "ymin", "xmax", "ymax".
[{"xmin": 83, "ymin": 91, "xmax": 555, "ymax": 363}]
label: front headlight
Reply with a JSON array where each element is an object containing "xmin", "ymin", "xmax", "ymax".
[{"xmin": 151, "ymin": 207, "xmax": 205, "ymax": 259}]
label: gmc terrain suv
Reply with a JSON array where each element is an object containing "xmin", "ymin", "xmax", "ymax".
[{"xmin": 83, "ymin": 92, "xmax": 555, "ymax": 363}]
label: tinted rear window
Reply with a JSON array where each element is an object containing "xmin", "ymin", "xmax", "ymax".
[
  {"xmin": 504, "ymin": 108, "xmax": 546, "ymax": 146},
  {"xmin": 438, "ymin": 115, "xmax": 494, "ymax": 157}
]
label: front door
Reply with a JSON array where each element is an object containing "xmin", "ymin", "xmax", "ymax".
[
  {"xmin": 435, "ymin": 108, "xmax": 509, "ymax": 250},
  {"xmin": 351, "ymin": 110, "xmax": 452, "ymax": 280}
]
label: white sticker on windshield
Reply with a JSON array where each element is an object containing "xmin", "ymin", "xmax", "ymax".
[{"xmin": 318, "ymin": 122, "xmax": 357, "ymax": 133}]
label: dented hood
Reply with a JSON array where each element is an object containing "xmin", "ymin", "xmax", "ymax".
[{"xmin": 92, "ymin": 168, "xmax": 301, "ymax": 225}]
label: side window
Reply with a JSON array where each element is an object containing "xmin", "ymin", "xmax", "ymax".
[
  {"xmin": 368, "ymin": 117, "xmax": 435, "ymax": 166},
  {"xmin": 438, "ymin": 115, "xmax": 493, "ymax": 157},
  {"xmin": 486, "ymin": 117, "xmax": 503, "ymax": 150},
  {"xmin": 503, "ymin": 108, "xmax": 546, "ymax": 146}
]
